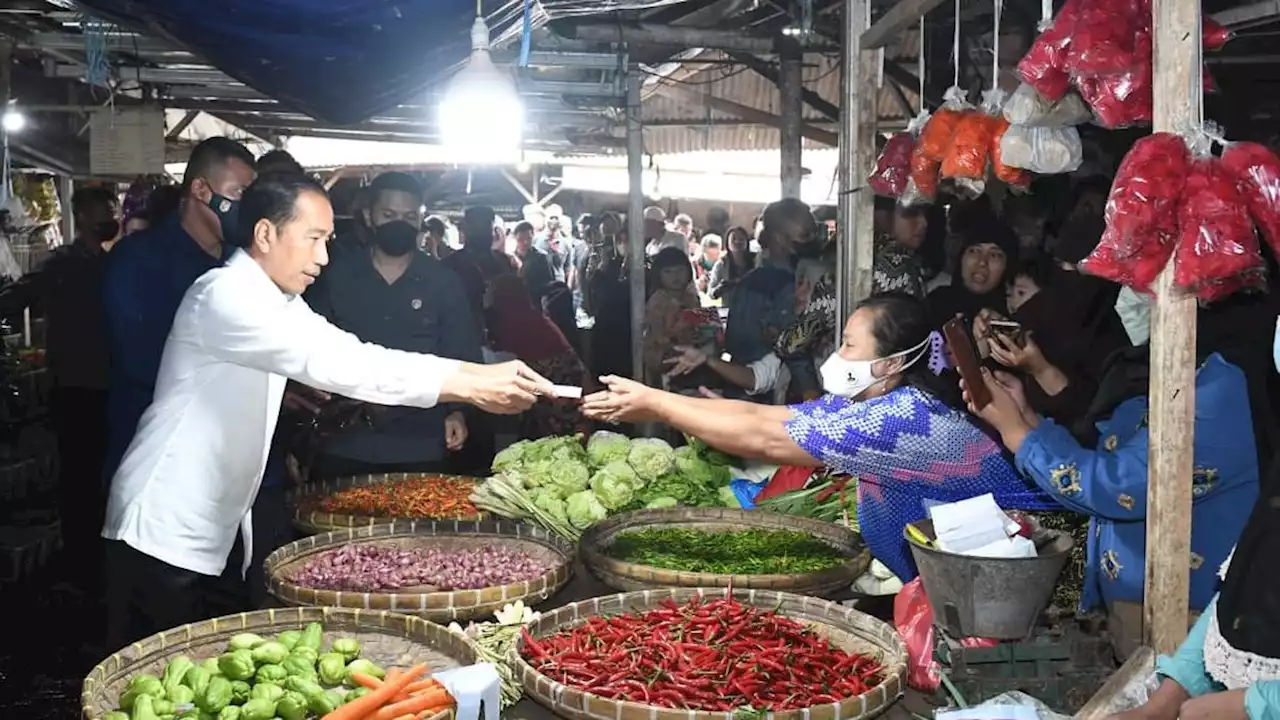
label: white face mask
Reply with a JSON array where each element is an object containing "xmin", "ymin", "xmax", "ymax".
[
  {"xmin": 1115, "ymin": 286, "xmax": 1152, "ymax": 346},
  {"xmin": 821, "ymin": 337, "xmax": 930, "ymax": 399}
]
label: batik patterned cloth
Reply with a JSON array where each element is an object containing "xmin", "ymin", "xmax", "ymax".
[{"xmin": 785, "ymin": 386, "xmax": 1059, "ymax": 580}]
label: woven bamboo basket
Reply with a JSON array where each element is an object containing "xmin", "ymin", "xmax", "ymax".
[
  {"xmin": 82, "ymin": 606, "xmax": 477, "ymax": 720},
  {"xmin": 513, "ymin": 587, "xmax": 907, "ymax": 720},
  {"xmin": 291, "ymin": 472, "xmax": 483, "ymax": 535},
  {"xmin": 580, "ymin": 507, "xmax": 870, "ymax": 597},
  {"xmin": 265, "ymin": 519, "xmax": 575, "ymax": 621}
]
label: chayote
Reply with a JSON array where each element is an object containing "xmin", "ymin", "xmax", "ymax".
[
  {"xmin": 275, "ymin": 630, "xmax": 301, "ymax": 650},
  {"xmin": 215, "ymin": 708, "xmax": 241, "ymax": 720},
  {"xmin": 162, "ymin": 657, "xmax": 195, "ymax": 695},
  {"xmin": 317, "ymin": 653, "xmax": 347, "ymax": 686},
  {"xmin": 283, "ymin": 675, "xmax": 325, "ymax": 698},
  {"xmin": 254, "ymin": 663, "xmax": 287, "ymax": 685},
  {"xmin": 130, "ymin": 674, "xmax": 166, "ymax": 697},
  {"xmin": 274, "ymin": 690, "xmax": 308, "ymax": 720},
  {"xmin": 249, "ymin": 641, "xmax": 289, "ymax": 666},
  {"xmin": 345, "ymin": 686, "xmax": 372, "ymax": 702},
  {"xmin": 131, "ymin": 694, "xmax": 161, "ymax": 720},
  {"xmin": 216, "ymin": 651, "xmax": 255, "ymax": 682},
  {"xmin": 289, "ymin": 645, "xmax": 318, "ymax": 665},
  {"xmin": 237, "ymin": 698, "xmax": 276, "ymax": 720},
  {"xmin": 307, "ymin": 689, "xmax": 343, "ymax": 716},
  {"xmin": 151, "ymin": 699, "xmax": 175, "ymax": 716},
  {"xmin": 182, "ymin": 667, "xmax": 212, "ymax": 697},
  {"xmin": 280, "ymin": 655, "xmax": 316, "ymax": 679},
  {"xmin": 343, "ymin": 658, "xmax": 386, "ymax": 688},
  {"xmin": 330, "ymin": 637, "xmax": 360, "ymax": 662},
  {"xmin": 198, "ymin": 658, "xmax": 221, "ymax": 677},
  {"xmin": 228, "ymin": 680, "xmax": 251, "ymax": 705},
  {"xmin": 298, "ymin": 622, "xmax": 324, "ymax": 652},
  {"xmin": 227, "ymin": 633, "xmax": 266, "ymax": 651},
  {"xmin": 197, "ymin": 676, "xmax": 233, "ymax": 714},
  {"xmin": 105, "ymin": 713, "xmax": 130, "ymax": 720},
  {"xmin": 248, "ymin": 683, "xmax": 284, "ymax": 704},
  {"xmin": 165, "ymin": 685, "xmax": 195, "ymax": 705}
]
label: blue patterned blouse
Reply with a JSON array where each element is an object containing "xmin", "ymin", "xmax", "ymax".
[
  {"xmin": 1014, "ymin": 353, "xmax": 1259, "ymax": 612},
  {"xmin": 785, "ymin": 386, "xmax": 1060, "ymax": 580}
]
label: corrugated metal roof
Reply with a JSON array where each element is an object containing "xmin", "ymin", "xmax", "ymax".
[{"xmin": 637, "ymin": 32, "xmax": 923, "ymax": 155}]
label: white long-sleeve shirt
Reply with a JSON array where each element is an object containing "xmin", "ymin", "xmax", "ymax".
[{"xmin": 103, "ymin": 250, "xmax": 461, "ymax": 576}]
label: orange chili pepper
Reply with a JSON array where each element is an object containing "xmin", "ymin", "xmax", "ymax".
[{"xmin": 317, "ymin": 476, "xmax": 480, "ymax": 519}]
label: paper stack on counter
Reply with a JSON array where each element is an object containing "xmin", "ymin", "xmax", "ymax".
[{"xmin": 927, "ymin": 494, "xmax": 1037, "ymax": 558}]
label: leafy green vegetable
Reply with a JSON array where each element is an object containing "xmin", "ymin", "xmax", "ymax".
[
  {"xmin": 645, "ymin": 496, "xmax": 679, "ymax": 509},
  {"xmin": 608, "ymin": 528, "xmax": 845, "ymax": 574},
  {"xmin": 565, "ymin": 490, "xmax": 608, "ymax": 530},
  {"xmin": 492, "ymin": 440, "xmax": 530, "ymax": 474},
  {"xmin": 587, "ymin": 431, "xmax": 631, "ymax": 466},
  {"xmin": 717, "ymin": 485, "xmax": 741, "ymax": 508},
  {"xmin": 589, "ymin": 468, "xmax": 635, "ymax": 511},
  {"xmin": 627, "ymin": 438, "xmax": 675, "ymax": 482},
  {"xmin": 529, "ymin": 458, "xmax": 590, "ymax": 498}
]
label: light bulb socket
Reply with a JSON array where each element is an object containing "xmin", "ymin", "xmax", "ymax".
[{"xmin": 470, "ymin": 16, "xmax": 491, "ymax": 53}]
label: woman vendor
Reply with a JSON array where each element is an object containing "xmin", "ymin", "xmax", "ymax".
[
  {"xmin": 961, "ymin": 313, "xmax": 1258, "ymax": 656},
  {"xmin": 582, "ymin": 292, "xmax": 1062, "ymax": 581}
]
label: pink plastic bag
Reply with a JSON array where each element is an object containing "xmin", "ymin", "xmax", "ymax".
[
  {"xmin": 894, "ymin": 578, "xmax": 1000, "ymax": 693},
  {"xmin": 1203, "ymin": 16, "xmax": 1233, "ymax": 51},
  {"xmin": 869, "ymin": 132, "xmax": 915, "ymax": 198},
  {"xmin": 1017, "ymin": 0, "xmax": 1082, "ymax": 102},
  {"xmin": 1173, "ymin": 157, "xmax": 1266, "ymax": 302},
  {"xmin": 1065, "ymin": 0, "xmax": 1142, "ymax": 78},
  {"xmin": 1222, "ymin": 141, "xmax": 1280, "ymax": 259}
]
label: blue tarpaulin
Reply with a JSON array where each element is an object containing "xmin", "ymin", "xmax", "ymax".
[{"xmin": 76, "ymin": 0, "xmax": 531, "ymax": 125}]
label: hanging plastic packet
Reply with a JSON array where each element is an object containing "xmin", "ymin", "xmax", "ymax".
[
  {"xmin": 1203, "ymin": 16, "xmax": 1233, "ymax": 51},
  {"xmin": 942, "ymin": 89, "xmax": 1002, "ymax": 197},
  {"xmin": 893, "ymin": 109, "xmax": 934, "ymax": 204},
  {"xmin": 870, "ymin": 133, "xmax": 916, "ymax": 198},
  {"xmin": 1017, "ymin": 0, "xmax": 1083, "ymax": 102},
  {"xmin": 1077, "ymin": 31, "xmax": 1153, "ymax": 129},
  {"xmin": 1080, "ymin": 133, "xmax": 1190, "ymax": 291},
  {"xmin": 1174, "ymin": 131, "xmax": 1266, "ymax": 302},
  {"xmin": 1002, "ymin": 83, "xmax": 1091, "ymax": 127},
  {"xmin": 1064, "ymin": 0, "xmax": 1142, "ymax": 79},
  {"xmin": 989, "ymin": 117, "xmax": 1032, "ymax": 191},
  {"xmin": 907, "ymin": 93, "xmax": 965, "ymax": 205},
  {"xmin": 998, "ymin": 125, "xmax": 1082, "ymax": 175},
  {"xmin": 1222, "ymin": 141, "xmax": 1280, "ymax": 259}
]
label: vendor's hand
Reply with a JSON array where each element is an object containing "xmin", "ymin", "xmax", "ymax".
[
  {"xmin": 663, "ymin": 345, "xmax": 709, "ymax": 378},
  {"xmin": 989, "ymin": 330, "xmax": 1049, "ymax": 373},
  {"xmin": 698, "ymin": 386, "xmax": 724, "ymax": 399},
  {"xmin": 446, "ymin": 361, "xmax": 554, "ymax": 415},
  {"xmin": 1104, "ymin": 680, "xmax": 1188, "ymax": 720},
  {"xmin": 283, "ymin": 382, "xmax": 329, "ymax": 415},
  {"xmin": 582, "ymin": 375, "xmax": 662, "ymax": 424},
  {"xmin": 444, "ymin": 412, "xmax": 468, "ymax": 451},
  {"xmin": 1178, "ymin": 689, "xmax": 1248, "ymax": 720},
  {"xmin": 961, "ymin": 368, "xmax": 1035, "ymax": 452}
]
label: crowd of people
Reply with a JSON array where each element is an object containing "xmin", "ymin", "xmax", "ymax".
[{"xmin": 20, "ymin": 132, "xmax": 1280, "ymax": 719}]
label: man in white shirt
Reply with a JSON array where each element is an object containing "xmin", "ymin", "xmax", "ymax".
[
  {"xmin": 643, "ymin": 206, "xmax": 687, "ymax": 257},
  {"xmin": 103, "ymin": 174, "xmax": 553, "ymax": 648}
]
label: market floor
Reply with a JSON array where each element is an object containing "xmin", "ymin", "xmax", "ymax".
[{"xmin": 0, "ymin": 548, "xmax": 934, "ymax": 720}]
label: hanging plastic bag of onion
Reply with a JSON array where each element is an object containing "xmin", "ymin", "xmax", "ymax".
[
  {"xmin": 1002, "ymin": 83, "xmax": 1092, "ymax": 127},
  {"xmin": 869, "ymin": 132, "xmax": 916, "ymax": 198},
  {"xmin": 1173, "ymin": 156, "xmax": 1266, "ymax": 302},
  {"xmin": 998, "ymin": 125, "xmax": 1083, "ymax": 176},
  {"xmin": 1222, "ymin": 141, "xmax": 1280, "ymax": 260}
]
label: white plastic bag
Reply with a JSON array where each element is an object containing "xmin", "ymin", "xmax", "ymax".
[
  {"xmin": 1003, "ymin": 83, "xmax": 1093, "ymax": 127},
  {"xmin": 1000, "ymin": 125, "xmax": 1083, "ymax": 175}
]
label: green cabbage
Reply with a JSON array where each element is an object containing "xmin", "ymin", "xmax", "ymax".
[
  {"xmin": 565, "ymin": 490, "xmax": 609, "ymax": 530},
  {"xmin": 637, "ymin": 474, "xmax": 693, "ymax": 503},
  {"xmin": 674, "ymin": 445, "xmax": 731, "ymax": 487},
  {"xmin": 587, "ymin": 431, "xmax": 631, "ymax": 467},
  {"xmin": 628, "ymin": 438, "xmax": 676, "ymax": 482},
  {"xmin": 532, "ymin": 488, "xmax": 569, "ymax": 522},
  {"xmin": 645, "ymin": 496, "xmax": 679, "ymax": 509},
  {"xmin": 492, "ymin": 441, "xmax": 530, "ymax": 474},
  {"xmin": 527, "ymin": 459, "xmax": 590, "ymax": 498},
  {"xmin": 589, "ymin": 469, "xmax": 636, "ymax": 511},
  {"xmin": 717, "ymin": 485, "xmax": 741, "ymax": 508},
  {"xmin": 523, "ymin": 435, "xmax": 587, "ymax": 465}
]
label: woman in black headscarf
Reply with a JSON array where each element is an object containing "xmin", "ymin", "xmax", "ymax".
[{"xmin": 926, "ymin": 217, "xmax": 1019, "ymax": 327}]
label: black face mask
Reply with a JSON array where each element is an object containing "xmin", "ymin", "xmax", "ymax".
[
  {"xmin": 92, "ymin": 219, "xmax": 121, "ymax": 242},
  {"xmin": 206, "ymin": 192, "xmax": 239, "ymax": 243},
  {"xmin": 792, "ymin": 240, "xmax": 826, "ymax": 262},
  {"xmin": 375, "ymin": 220, "xmax": 419, "ymax": 257}
]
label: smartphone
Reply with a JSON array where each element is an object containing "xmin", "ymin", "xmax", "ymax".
[
  {"xmin": 943, "ymin": 316, "xmax": 992, "ymax": 411},
  {"xmin": 989, "ymin": 320, "xmax": 1025, "ymax": 346}
]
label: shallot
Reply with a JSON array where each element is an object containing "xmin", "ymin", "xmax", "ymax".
[{"xmin": 288, "ymin": 543, "xmax": 551, "ymax": 592}]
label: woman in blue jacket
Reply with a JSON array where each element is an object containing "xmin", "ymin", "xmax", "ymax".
[{"xmin": 963, "ymin": 349, "xmax": 1258, "ymax": 620}]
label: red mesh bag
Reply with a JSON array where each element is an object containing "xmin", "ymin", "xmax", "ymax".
[
  {"xmin": 1065, "ymin": 0, "xmax": 1142, "ymax": 78},
  {"xmin": 941, "ymin": 112, "xmax": 998, "ymax": 180},
  {"xmin": 869, "ymin": 132, "xmax": 916, "ymax": 197},
  {"xmin": 1222, "ymin": 141, "xmax": 1280, "ymax": 259},
  {"xmin": 1080, "ymin": 229, "xmax": 1136, "ymax": 286},
  {"xmin": 1017, "ymin": 0, "xmax": 1083, "ymax": 102},
  {"xmin": 1203, "ymin": 16, "xmax": 1233, "ymax": 51},
  {"xmin": 1173, "ymin": 157, "xmax": 1266, "ymax": 302},
  {"xmin": 1077, "ymin": 32, "xmax": 1153, "ymax": 129},
  {"xmin": 990, "ymin": 118, "xmax": 1032, "ymax": 190},
  {"xmin": 908, "ymin": 151, "xmax": 942, "ymax": 202},
  {"xmin": 917, "ymin": 110, "xmax": 963, "ymax": 161},
  {"xmin": 1104, "ymin": 133, "xmax": 1191, "ymax": 258}
]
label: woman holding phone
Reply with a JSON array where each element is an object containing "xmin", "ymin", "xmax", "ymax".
[{"xmin": 583, "ymin": 292, "xmax": 1061, "ymax": 582}]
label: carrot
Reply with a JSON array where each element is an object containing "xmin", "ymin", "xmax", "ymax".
[
  {"xmin": 399, "ymin": 679, "xmax": 440, "ymax": 696},
  {"xmin": 415, "ymin": 704, "xmax": 453, "ymax": 719},
  {"xmin": 368, "ymin": 688, "xmax": 454, "ymax": 720},
  {"xmin": 322, "ymin": 662, "xmax": 427, "ymax": 720},
  {"xmin": 353, "ymin": 672, "xmax": 384, "ymax": 690},
  {"xmin": 385, "ymin": 667, "xmax": 406, "ymax": 683}
]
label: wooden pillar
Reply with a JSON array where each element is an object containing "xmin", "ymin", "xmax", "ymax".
[
  {"xmin": 780, "ymin": 39, "xmax": 804, "ymax": 198},
  {"xmin": 625, "ymin": 68, "xmax": 646, "ymax": 387},
  {"xmin": 1144, "ymin": 0, "xmax": 1201, "ymax": 656},
  {"xmin": 837, "ymin": 0, "xmax": 878, "ymax": 322}
]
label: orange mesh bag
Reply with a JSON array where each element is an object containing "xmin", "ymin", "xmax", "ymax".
[
  {"xmin": 907, "ymin": 151, "xmax": 942, "ymax": 203},
  {"xmin": 916, "ymin": 109, "xmax": 962, "ymax": 161},
  {"xmin": 941, "ymin": 111, "xmax": 998, "ymax": 179},
  {"xmin": 990, "ymin": 117, "xmax": 1031, "ymax": 189}
]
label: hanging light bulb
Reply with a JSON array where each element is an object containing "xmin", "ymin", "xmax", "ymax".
[
  {"xmin": 2, "ymin": 102, "xmax": 24, "ymax": 133},
  {"xmin": 438, "ymin": 3, "xmax": 524, "ymax": 163}
]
